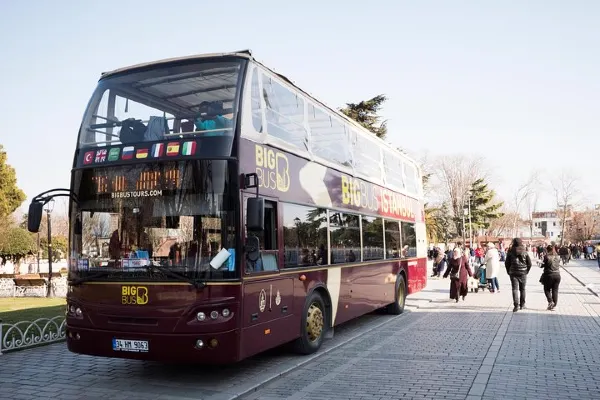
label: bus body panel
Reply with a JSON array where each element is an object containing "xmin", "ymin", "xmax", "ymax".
[
  {"xmin": 66, "ymin": 326, "xmax": 240, "ymax": 364},
  {"xmin": 66, "ymin": 283, "xmax": 243, "ymax": 363},
  {"xmin": 240, "ymin": 276, "xmax": 297, "ymax": 359}
]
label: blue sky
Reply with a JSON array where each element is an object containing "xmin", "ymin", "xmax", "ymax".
[{"xmin": 1, "ymin": 0, "xmax": 598, "ymax": 215}]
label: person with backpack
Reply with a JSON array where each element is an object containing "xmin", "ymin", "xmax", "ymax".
[
  {"xmin": 540, "ymin": 245, "xmax": 561, "ymax": 310},
  {"xmin": 505, "ymin": 238, "xmax": 532, "ymax": 312}
]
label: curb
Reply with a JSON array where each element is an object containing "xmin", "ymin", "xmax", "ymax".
[
  {"xmin": 228, "ymin": 308, "xmax": 412, "ymax": 400},
  {"xmin": 560, "ymin": 266, "xmax": 599, "ymax": 297}
]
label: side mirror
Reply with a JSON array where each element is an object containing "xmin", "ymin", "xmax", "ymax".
[
  {"xmin": 245, "ymin": 235, "xmax": 260, "ymax": 262},
  {"xmin": 27, "ymin": 202, "xmax": 44, "ymax": 233},
  {"xmin": 246, "ymin": 197, "xmax": 264, "ymax": 231}
]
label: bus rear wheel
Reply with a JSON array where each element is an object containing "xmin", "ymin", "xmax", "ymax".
[
  {"xmin": 293, "ymin": 291, "xmax": 326, "ymax": 355},
  {"xmin": 387, "ymin": 274, "xmax": 406, "ymax": 315}
]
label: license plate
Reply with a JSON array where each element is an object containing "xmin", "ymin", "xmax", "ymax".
[{"xmin": 112, "ymin": 338, "xmax": 149, "ymax": 353}]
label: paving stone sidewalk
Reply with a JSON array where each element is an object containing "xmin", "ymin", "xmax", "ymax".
[
  {"xmin": 1, "ymin": 261, "xmax": 599, "ymax": 400},
  {"xmin": 0, "ymin": 269, "xmax": 445, "ymax": 400},
  {"xmin": 561, "ymin": 258, "xmax": 600, "ymax": 295},
  {"xmin": 241, "ymin": 262, "xmax": 600, "ymax": 400}
]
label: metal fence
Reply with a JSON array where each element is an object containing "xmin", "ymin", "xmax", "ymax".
[
  {"xmin": 0, "ymin": 316, "xmax": 66, "ymax": 354},
  {"xmin": 0, "ymin": 277, "xmax": 68, "ymax": 298}
]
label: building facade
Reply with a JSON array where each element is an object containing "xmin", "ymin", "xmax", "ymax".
[{"xmin": 532, "ymin": 211, "xmax": 565, "ymax": 240}]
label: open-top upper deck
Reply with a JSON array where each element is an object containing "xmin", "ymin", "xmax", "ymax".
[{"xmin": 77, "ymin": 50, "xmax": 422, "ymax": 201}]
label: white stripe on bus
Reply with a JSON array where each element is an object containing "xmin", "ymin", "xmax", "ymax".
[{"xmin": 326, "ymin": 267, "xmax": 342, "ymax": 326}]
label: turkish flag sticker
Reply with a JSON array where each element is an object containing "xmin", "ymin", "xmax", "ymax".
[{"xmin": 83, "ymin": 151, "xmax": 94, "ymax": 165}]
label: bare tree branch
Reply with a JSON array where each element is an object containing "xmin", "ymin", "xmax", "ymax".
[
  {"xmin": 511, "ymin": 171, "xmax": 540, "ymax": 237},
  {"xmin": 552, "ymin": 170, "xmax": 579, "ymax": 245},
  {"xmin": 433, "ymin": 154, "xmax": 484, "ymax": 234}
]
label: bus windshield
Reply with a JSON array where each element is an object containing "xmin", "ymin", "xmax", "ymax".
[
  {"xmin": 69, "ymin": 160, "xmax": 238, "ymax": 282},
  {"xmin": 78, "ymin": 59, "xmax": 244, "ymax": 152}
]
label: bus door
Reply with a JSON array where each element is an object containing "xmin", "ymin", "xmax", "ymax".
[{"xmin": 240, "ymin": 197, "xmax": 296, "ymax": 359}]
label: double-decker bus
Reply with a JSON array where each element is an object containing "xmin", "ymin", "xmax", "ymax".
[{"xmin": 29, "ymin": 50, "xmax": 427, "ymax": 363}]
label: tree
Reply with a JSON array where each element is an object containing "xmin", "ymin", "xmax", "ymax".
[
  {"xmin": 421, "ymin": 170, "xmax": 452, "ymax": 244},
  {"xmin": 425, "ymin": 203, "xmax": 452, "ymax": 244},
  {"xmin": 40, "ymin": 235, "xmax": 68, "ymax": 261},
  {"xmin": 552, "ymin": 171, "xmax": 579, "ymax": 245},
  {"xmin": 487, "ymin": 208, "xmax": 520, "ymax": 237},
  {"xmin": 467, "ymin": 178, "xmax": 504, "ymax": 237},
  {"xmin": 340, "ymin": 94, "xmax": 388, "ymax": 139},
  {"xmin": 0, "ymin": 227, "xmax": 36, "ymax": 270},
  {"xmin": 0, "ymin": 144, "xmax": 26, "ymax": 223},
  {"xmin": 566, "ymin": 209, "xmax": 599, "ymax": 243},
  {"xmin": 526, "ymin": 191, "xmax": 539, "ymax": 238},
  {"xmin": 511, "ymin": 172, "xmax": 539, "ymax": 237},
  {"xmin": 434, "ymin": 155, "xmax": 483, "ymax": 236}
]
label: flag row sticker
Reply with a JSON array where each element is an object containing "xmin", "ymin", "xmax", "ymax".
[{"xmin": 83, "ymin": 141, "xmax": 197, "ymax": 165}]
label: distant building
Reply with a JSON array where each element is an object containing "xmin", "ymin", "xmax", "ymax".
[{"xmin": 532, "ymin": 211, "xmax": 570, "ymax": 240}]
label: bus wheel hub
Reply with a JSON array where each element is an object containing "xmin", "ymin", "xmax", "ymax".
[{"xmin": 306, "ymin": 303, "xmax": 324, "ymax": 342}]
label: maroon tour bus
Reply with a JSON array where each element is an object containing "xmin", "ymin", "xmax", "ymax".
[{"xmin": 29, "ymin": 51, "xmax": 427, "ymax": 363}]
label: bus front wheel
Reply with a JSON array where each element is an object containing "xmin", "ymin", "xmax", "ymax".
[
  {"xmin": 293, "ymin": 291, "xmax": 327, "ymax": 355},
  {"xmin": 387, "ymin": 274, "xmax": 407, "ymax": 315}
]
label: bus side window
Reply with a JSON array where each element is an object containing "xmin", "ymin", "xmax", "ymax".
[
  {"xmin": 263, "ymin": 201, "xmax": 277, "ymax": 251},
  {"xmin": 247, "ymin": 200, "xmax": 278, "ymax": 273}
]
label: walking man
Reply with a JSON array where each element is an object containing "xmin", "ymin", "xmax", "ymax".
[{"xmin": 505, "ymin": 238, "xmax": 532, "ymax": 312}]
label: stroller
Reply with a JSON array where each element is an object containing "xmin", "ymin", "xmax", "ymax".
[{"xmin": 469, "ymin": 259, "xmax": 490, "ymax": 293}]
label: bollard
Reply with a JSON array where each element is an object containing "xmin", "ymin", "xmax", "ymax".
[{"xmin": 0, "ymin": 318, "xmax": 3, "ymax": 355}]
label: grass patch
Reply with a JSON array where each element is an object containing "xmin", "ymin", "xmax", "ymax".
[{"xmin": 0, "ymin": 298, "xmax": 66, "ymax": 325}]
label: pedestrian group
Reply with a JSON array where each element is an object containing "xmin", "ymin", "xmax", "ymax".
[{"xmin": 428, "ymin": 238, "xmax": 583, "ymax": 311}]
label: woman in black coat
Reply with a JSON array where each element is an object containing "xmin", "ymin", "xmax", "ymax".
[{"xmin": 540, "ymin": 244, "xmax": 561, "ymax": 310}]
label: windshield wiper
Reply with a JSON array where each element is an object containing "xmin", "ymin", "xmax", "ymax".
[
  {"xmin": 147, "ymin": 265, "xmax": 206, "ymax": 289},
  {"xmin": 70, "ymin": 271, "xmax": 112, "ymax": 286}
]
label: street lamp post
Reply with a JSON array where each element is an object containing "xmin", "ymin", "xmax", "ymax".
[
  {"xmin": 468, "ymin": 195, "xmax": 473, "ymax": 247},
  {"xmin": 44, "ymin": 200, "xmax": 55, "ymax": 298},
  {"xmin": 462, "ymin": 208, "xmax": 468, "ymax": 245},
  {"xmin": 36, "ymin": 232, "xmax": 40, "ymax": 273}
]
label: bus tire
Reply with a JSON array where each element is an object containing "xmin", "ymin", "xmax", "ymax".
[
  {"xmin": 387, "ymin": 274, "xmax": 407, "ymax": 315},
  {"xmin": 293, "ymin": 291, "xmax": 327, "ymax": 355}
]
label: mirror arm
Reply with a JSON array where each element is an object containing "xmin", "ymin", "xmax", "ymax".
[{"xmin": 33, "ymin": 188, "xmax": 79, "ymax": 206}]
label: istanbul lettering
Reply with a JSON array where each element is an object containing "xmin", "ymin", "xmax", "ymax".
[{"xmin": 341, "ymin": 175, "xmax": 415, "ymax": 220}]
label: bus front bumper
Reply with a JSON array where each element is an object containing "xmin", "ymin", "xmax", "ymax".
[{"xmin": 66, "ymin": 325, "xmax": 240, "ymax": 364}]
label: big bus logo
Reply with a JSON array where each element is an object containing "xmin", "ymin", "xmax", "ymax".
[
  {"xmin": 255, "ymin": 145, "xmax": 290, "ymax": 192},
  {"xmin": 121, "ymin": 286, "xmax": 149, "ymax": 305}
]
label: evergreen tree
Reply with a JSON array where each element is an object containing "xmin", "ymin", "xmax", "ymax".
[
  {"xmin": 0, "ymin": 144, "xmax": 26, "ymax": 222},
  {"xmin": 466, "ymin": 178, "xmax": 504, "ymax": 235},
  {"xmin": 340, "ymin": 94, "xmax": 388, "ymax": 139}
]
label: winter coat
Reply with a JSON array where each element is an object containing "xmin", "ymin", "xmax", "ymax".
[{"xmin": 484, "ymin": 248, "xmax": 500, "ymax": 279}]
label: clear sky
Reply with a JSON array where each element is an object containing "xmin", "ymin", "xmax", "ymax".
[{"xmin": 1, "ymin": 0, "xmax": 598, "ymax": 216}]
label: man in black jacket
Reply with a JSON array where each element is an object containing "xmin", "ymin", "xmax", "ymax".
[{"xmin": 505, "ymin": 238, "xmax": 532, "ymax": 312}]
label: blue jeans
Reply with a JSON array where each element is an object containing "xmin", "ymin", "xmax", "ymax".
[
  {"xmin": 489, "ymin": 277, "xmax": 499, "ymax": 291},
  {"xmin": 597, "ymin": 257, "xmax": 600, "ymax": 268}
]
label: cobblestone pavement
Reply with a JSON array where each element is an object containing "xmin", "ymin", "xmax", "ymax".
[
  {"xmin": 561, "ymin": 257, "xmax": 600, "ymax": 295},
  {"xmin": 2, "ymin": 261, "xmax": 600, "ymax": 400},
  {"xmin": 0, "ymin": 276, "xmax": 434, "ymax": 400},
  {"xmin": 241, "ymin": 261, "xmax": 600, "ymax": 400}
]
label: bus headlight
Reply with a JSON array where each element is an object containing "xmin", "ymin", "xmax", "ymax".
[
  {"xmin": 210, "ymin": 311, "xmax": 219, "ymax": 320},
  {"xmin": 195, "ymin": 339, "xmax": 204, "ymax": 349},
  {"xmin": 222, "ymin": 308, "xmax": 230, "ymax": 317},
  {"xmin": 75, "ymin": 308, "xmax": 82, "ymax": 317},
  {"xmin": 196, "ymin": 312, "xmax": 206, "ymax": 321}
]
